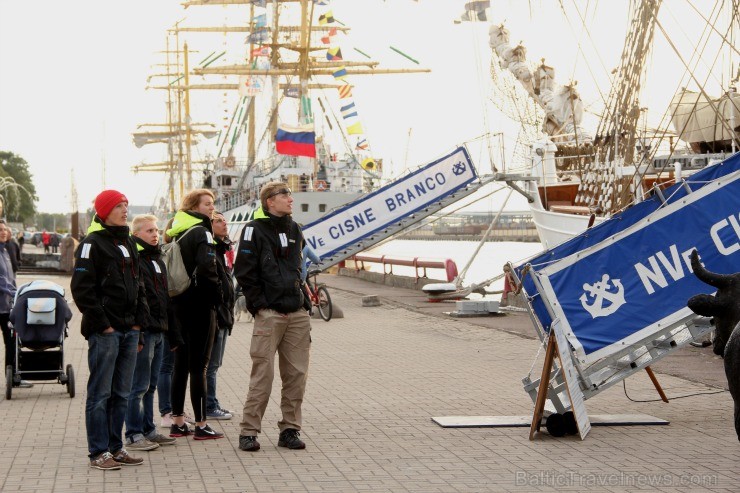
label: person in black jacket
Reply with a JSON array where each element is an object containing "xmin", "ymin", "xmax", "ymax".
[
  {"xmin": 71, "ymin": 190, "xmax": 149, "ymax": 470},
  {"xmin": 4, "ymin": 234, "xmax": 20, "ymax": 274},
  {"xmin": 124, "ymin": 215, "xmax": 177, "ymax": 451},
  {"xmin": 235, "ymin": 181, "xmax": 312, "ymax": 452},
  {"xmin": 156, "ymin": 218, "xmax": 196, "ymax": 430},
  {"xmin": 206, "ymin": 211, "xmax": 235, "ymax": 420},
  {"xmin": 165, "ymin": 188, "xmax": 224, "ymax": 441}
]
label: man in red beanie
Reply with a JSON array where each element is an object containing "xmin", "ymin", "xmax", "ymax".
[
  {"xmin": 93, "ymin": 189, "xmax": 129, "ymax": 223},
  {"xmin": 71, "ymin": 190, "xmax": 150, "ymax": 470}
]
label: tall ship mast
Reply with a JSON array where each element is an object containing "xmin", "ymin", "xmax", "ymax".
[
  {"xmin": 132, "ymin": 31, "xmax": 219, "ymax": 213},
  {"xmin": 486, "ymin": 0, "xmax": 740, "ymax": 247},
  {"xmin": 141, "ymin": 0, "xmax": 429, "ymax": 222}
]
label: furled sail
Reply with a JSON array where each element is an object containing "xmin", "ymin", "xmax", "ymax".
[
  {"xmin": 489, "ymin": 24, "xmax": 591, "ymax": 144},
  {"xmin": 670, "ymin": 89, "xmax": 740, "ymax": 153}
]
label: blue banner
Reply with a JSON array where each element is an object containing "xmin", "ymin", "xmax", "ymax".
[{"xmin": 518, "ymin": 152, "xmax": 740, "ymax": 363}]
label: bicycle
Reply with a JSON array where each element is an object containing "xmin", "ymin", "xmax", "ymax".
[{"xmin": 306, "ymin": 268, "xmax": 332, "ymax": 321}]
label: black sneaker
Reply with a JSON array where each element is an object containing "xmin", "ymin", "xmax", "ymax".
[
  {"xmin": 169, "ymin": 423, "xmax": 191, "ymax": 438},
  {"xmin": 238, "ymin": 435, "xmax": 260, "ymax": 451},
  {"xmin": 278, "ymin": 428, "xmax": 306, "ymax": 450},
  {"xmin": 193, "ymin": 424, "xmax": 225, "ymax": 440}
]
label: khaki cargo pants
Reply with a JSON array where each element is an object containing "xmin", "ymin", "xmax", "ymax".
[{"xmin": 239, "ymin": 308, "xmax": 311, "ymax": 435}]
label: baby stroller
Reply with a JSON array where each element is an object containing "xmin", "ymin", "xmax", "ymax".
[{"xmin": 6, "ymin": 280, "xmax": 74, "ymax": 399}]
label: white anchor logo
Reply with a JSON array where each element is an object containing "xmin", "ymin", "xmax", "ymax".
[{"xmin": 579, "ymin": 274, "xmax": 626, "ymax": 319}]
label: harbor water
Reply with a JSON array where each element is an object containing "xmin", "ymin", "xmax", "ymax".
[{"xmin": 365, "ymin": 239, "xmax": 544, "ymax": 292}]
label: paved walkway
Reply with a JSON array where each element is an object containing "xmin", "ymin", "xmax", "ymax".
[{"xmin": 1, "ymin": 273, "xmax": 738, "ymax": 492}]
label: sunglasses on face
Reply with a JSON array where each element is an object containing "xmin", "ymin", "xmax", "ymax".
[{"xmin": 266, "ymin": 188, "xmax": 292, "ymax": 199}]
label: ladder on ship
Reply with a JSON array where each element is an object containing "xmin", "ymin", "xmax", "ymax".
[
  {"xmin": 312, "ymin": 174, "xmax": 520, "ymax": 271},
  {"xmin": 228, "ymin": 146, "xmax": 534, "ymax": 271},
  {"xmin": 229, "ymin": 174, "xmax": 533, "ymax": 269}
]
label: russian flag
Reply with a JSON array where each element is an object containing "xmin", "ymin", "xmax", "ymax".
[{"xmin": 275, "ymin": 124, "xmax": 316, "ymax": 158}]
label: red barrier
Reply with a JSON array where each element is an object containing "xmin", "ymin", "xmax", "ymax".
[{"xmin": 351, "ymin": 254, "xmax": 458, "ymax": 283}]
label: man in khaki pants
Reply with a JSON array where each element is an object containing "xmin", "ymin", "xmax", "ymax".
[{"xmin": 234, "ymin": 182, "xmax": 312, "ymax": 452}]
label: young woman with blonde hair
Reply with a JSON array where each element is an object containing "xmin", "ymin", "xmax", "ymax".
[{"xmin": 166, "ymin": 189, "xmax": 224, "ymax": 440}]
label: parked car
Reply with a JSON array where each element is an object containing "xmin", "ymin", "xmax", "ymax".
[{"xmin": 30, "ymin": 232, "xmax": 65, "ymax": 247}]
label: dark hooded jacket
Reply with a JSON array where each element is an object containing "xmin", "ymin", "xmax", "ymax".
[
  {"xmin": 214, "ymin": 236, "xmax": 235, "ymax": 333},
  {"xmin": 71, "ymin": 216, "xmax": 148, "ymax": 339},
  {"xmin": 234, "ymin": 207, "xmax": 308, "ymax": 315},
  {"xmin": 5, "ymin": 239, "xmax": 20, "ymax": 273},
  {"xmin": 134, "ymin": 237, "xmax": 169, "ymax": 334},
  {"xmin": 165, "ymin": 210, "xmax": 221, "ymax": 307}
]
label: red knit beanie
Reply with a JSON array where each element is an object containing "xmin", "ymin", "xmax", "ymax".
[{"xmin": 94, "ymin": 190, "xmax": 128, "ymax": 221}]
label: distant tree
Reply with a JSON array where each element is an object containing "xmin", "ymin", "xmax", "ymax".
[
  {"xmin": 0, "ymin": 151, "xmax": 38, "ymax": 223},
  {"xmin": 34, "ymin": 212, "xmax": 70, "ymax": 233}
]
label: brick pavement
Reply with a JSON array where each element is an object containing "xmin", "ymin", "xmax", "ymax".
[{"xmin": 1, "ymin": 273, "xmax": 738, "ymax": 492}]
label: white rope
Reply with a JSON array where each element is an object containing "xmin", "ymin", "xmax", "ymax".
[
  {"xmin": 456, "ymin": 187, "xmax": 514, "ymax": 286},
  {"xmin": 527, "ymin": 332, "xmax": 550, "ymax": 379}
]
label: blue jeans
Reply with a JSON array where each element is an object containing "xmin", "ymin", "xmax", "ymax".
[
  {"xmin": 85, "ymin": 330, "xmax": 138, "ymax": 458},
  {"xmin": 158, "ymin": 337, "xmax": 174, "ymax": 416},
  {"xmin": 125, "ymin": 332, "xmax": 164, "ymax": 441},
  {"xmin": 206, "ymin": 327, "xmax": 228, "ymax": 412}
]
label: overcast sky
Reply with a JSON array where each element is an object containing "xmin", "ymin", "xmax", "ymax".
[{"xmin": 0, "ymin": 0, "xmax": 730, "ymax": 214}]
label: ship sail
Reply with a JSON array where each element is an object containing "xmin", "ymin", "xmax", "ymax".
[
  {"xmin": 670, "ymin": 89, "xmax": 740, "ymax": 153},
  {"xmin": 486, "ymin": 0, "xmax": 740, "ymax": 248}
]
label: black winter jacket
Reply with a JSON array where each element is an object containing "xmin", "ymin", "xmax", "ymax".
[
  {"xmin": 134, "ymin": 238, "xmax": 169, "ymax": 334},
  {"xmin": 5, "ymin": 239, "xmax": 20, "ymax": 273},
  {"xmin": 215, "ymin": 237, "xmax": 235, "ymax": 332},
  {"xmin": 166, "ymin": 210, "xmax": 221, "ymax": 308},
  {"xmin": 71, "ymin": 217, "xmax": 149, "ymax": 339},
  {"xmin": 234, "ymin": 208, "xmax": 308, "ymax": 315}
]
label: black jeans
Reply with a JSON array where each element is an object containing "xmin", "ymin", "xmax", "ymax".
[
  {"xmin": 171, "ymin": 307, "xmax": 216, "ymax": 422},
  {"xmin": 1, "ymin": 313, "xmax": 13, "ymax": 374}
]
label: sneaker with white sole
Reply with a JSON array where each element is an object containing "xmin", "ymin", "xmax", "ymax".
[
  {"xmin": 166, "ymin": 413, "xmax": 197, "ymax": 428},
  {"xmin": 90, "ymin": 452, "xmax": 121, "ymax": 470},
  {"xmin": 126, "ymin": 437, "xmax": 159, "ymax": 451},
  {"xmin": 169, "ymin": 423, "xmax": 191, "ymax": 438},
  {"xmin": 111, "ymin": 449, "xmax": 144, "ymax": 466},
  {"xmin": 148, "ymin": 433, "xmax": 177, "ymax": 446},
  {"xmin": 206, "ymin": 408, "xmax": 232, "ymax": 420},
  {"xmin": 193, "ymin": 424, "xmax": 225, "ymax": 440},
  {"xmin": 160, "ymin": 413, "xmax": 173, "ymax": 428}
]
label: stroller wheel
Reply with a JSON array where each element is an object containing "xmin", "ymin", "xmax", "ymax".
[
  {"xmin": 5, "ymin": 365, "xmax": 12, "ymax": 400},
  {"xmin": 66, "ymin": 365, "xmax": 75, "ymax": 398}
]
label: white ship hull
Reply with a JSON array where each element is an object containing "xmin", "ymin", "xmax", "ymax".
[
  {"xmin": 529, "ymin": 202, "xmax": 605, "ymax": 249},
  {"xmin": 525, "ymin": 151, "xmax": 729, "ymax": 249},
  {"xmin": 223, "ymin": 190, "xmax": 363, "ymax": 226}
]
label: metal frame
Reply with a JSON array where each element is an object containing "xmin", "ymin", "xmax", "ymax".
[
  {"xmin": 13, "ymin": 328, "xmax": 68, "ymax": 383},
  {"xmin": 514, "ymin": 264, "xmax": 714, "ymax": 414}
]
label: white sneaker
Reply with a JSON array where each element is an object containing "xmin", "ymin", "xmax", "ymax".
[
  {"xmin": 166, "ymin": 413, "xmax": 197, "ymax": 427},
  {"xmin": 182, "ymin": 413, "xmax": 197, "ymax": 427}
]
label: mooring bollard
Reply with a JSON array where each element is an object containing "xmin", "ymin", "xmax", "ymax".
[{"xmin": 362, "ymin": 295, "xmax": 381, "ymax": 307}]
